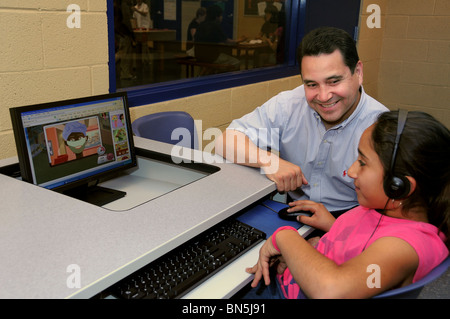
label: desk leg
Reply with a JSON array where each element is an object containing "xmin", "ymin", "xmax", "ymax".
[
  {"xmin": 243, "ymin": 49, "xmax": 249, "ymax": 70},
  {"xmin": 159, "ymin": 43, "xmax": 165, "ymax": 72}
]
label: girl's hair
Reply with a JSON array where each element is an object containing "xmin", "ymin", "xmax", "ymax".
[{"xmin": 372, "ymin": 110, "xmax": 450, "ymax": 247}]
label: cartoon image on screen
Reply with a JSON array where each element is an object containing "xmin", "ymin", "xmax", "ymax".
[
  {"xmin": 111, "ymin": 113, "xmax": 125, "ymax": 129},
  {"xmin": 23, "ymin": 110, "xmax": 129, "ymax": 187},
  {"xmin": 44, "ymin": 117, "xmax": 104, "ymax": 166}
]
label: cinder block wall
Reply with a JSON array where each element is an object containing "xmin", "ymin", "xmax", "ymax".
[
  {"xmin": 377, "ymin": 0, "xmax": 450, "ymax": 123},
  {"xmin": 0, "ymin": 1, "xmax": 109, "ymax": 159}
]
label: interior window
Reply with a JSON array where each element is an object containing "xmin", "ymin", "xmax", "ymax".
[{"xmin": 113, "ymin": 0, "xmax": 290, "ymax": 90}]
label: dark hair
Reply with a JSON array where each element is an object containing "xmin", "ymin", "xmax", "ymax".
[
  {"xmin": 205, "ymin": 5, "xmax": 223, "ymax": 22},
  {"xmin": 196, "ymin": 7, "xmax": 206, "ymax": 19},
  {"xmin": 264, "ymin": 4, "xmax": 279, "ymax": 24},
  {"xmin": 297, "ymin": 27, "xmax": 359, "ymax": 75},
  {"xmin": 372, "ymin": 110, "xmax": 450, "ymax": 246}
]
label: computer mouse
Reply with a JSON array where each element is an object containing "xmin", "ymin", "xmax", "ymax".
[{"xmin": 278, "ymin": 207, "xmax": 312, "ymax": 221}]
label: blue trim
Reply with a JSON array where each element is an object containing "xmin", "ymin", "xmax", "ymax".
[
  {"xmin": 298, "ymin": 0, "xmax": 307, "ymax": 44},
  {"xmin": 108, "ymin": 0, "xmax": 305, "ymax": 108},
  {"xmin": 286, "ymin": 0, "xmax": 299, "ymax": 65},
  {"xmin": 107, "ymin": 0, "xmax": 116, "ymax": 93},
  {"xmin": 122, "ymin": 66, "xmax": 300, "ymax": 107}
]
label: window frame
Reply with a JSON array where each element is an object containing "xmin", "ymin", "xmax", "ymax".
[{"xmin": 107, "ymin": 0, "xmax": 307, "ymax": 107}]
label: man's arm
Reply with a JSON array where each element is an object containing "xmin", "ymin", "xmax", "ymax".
[{"xmin": 215, "ymin": 129, "xmax": 307, "ymax": 192}]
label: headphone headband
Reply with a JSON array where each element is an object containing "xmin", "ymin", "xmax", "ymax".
[
  {"xmin": 384, "ymin": 109, "xmax": 410, "ymax": 199},
  {"xmin": 389, "ymin": 109, "xmax": 408, "ymax": 174}
]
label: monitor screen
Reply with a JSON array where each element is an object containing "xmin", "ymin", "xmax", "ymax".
[{"xmin": 10, "ymin": 92, "xmax": 137, "ymax": 206}]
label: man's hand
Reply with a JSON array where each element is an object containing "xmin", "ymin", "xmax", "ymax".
[
  {"xmin": 215, "ymin": 130, "xmax": 308, "ymax": 192},
  {"xmin": 261, "ymin": 156, "xmax": 308, "ymax": 193}
]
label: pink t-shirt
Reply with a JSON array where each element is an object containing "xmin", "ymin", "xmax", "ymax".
[{"xmin": 277, "ymin": 206, "xmax": 448, "ymax": 299}]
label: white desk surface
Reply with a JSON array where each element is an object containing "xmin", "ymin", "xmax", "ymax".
[{"xmin": 0, "ymin": 137, "xmax": 278, "ymax": 299}]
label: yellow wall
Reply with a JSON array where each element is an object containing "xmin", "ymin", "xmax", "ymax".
[
  {"xmin": 0, "ymin": 1, "xmax": 109, "ymax": 159},
  {"xmin": 359, "ymin": 0, "xmax": 449, "ymax": 123},
  {"xmin": 0, "ymin": 0, "xmax": 449, "ymax": 160},
  {"xmin": 377, "ymin": 0, "xmax": 449, "ymax": 122}
]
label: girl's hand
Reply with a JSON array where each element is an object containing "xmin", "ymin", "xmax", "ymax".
[
  {"xmin": 288, "ymin": 200, "xmax": 336, "ymax": 232},
  {"xmin": 245, "ymin": 236, "xmax": 280, "ymax": 287}
]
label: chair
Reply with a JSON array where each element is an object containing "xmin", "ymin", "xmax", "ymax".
[
  {"xmin": 373, "ymin": 256, "xmax": 450, "ymax": 299},
  {"xmin": 132, "ymin": 111, "xmax": 198, "ymax": 149}
]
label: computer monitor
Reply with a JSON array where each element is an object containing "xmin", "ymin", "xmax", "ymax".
[{"xmin": 9, "ymin": 92, "xmax": 137, "ymax": 206}]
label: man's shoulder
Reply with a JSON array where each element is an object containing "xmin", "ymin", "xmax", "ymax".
[
  {"xmin": 361, "ymin": 90, "xmax": 389, "ymax": 113},
  {"xmin": 264, "ymin": 85, "xmax": 308, "ymax": 113},
  {"xmin": 274, "ymin": 85, "xmax": 306, "ymax": 102}
]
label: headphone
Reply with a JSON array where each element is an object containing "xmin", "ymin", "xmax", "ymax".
[{"xmin": 383, "ymin": 109, "xmax": 411, "ymax": 199}]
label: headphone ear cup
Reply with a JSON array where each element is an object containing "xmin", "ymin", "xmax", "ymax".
[{"xmin": 384, "ymin": 174, "xmax": 410, "ymax": 199}]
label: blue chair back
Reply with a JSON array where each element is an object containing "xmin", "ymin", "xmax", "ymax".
[
  {"xmin": 374, "ymin": 256, "xmax": 449, "ymax": 298},
  {"xmin": 132, "ymin": 111, "xmax": 198, "ymax": 149}
]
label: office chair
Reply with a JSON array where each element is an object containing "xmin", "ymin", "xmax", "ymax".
[
  {"xmin": 373, "ymin": 256, "xmax": 450, "ymax": 299},
  {"xmin": 132, "ymin": 111, "xmax": 198, "ymax": 149}
]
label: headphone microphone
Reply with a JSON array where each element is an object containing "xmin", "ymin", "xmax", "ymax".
[{"xmin": 383, "ymin": 109, "xmax": 411, "ymax": 199}]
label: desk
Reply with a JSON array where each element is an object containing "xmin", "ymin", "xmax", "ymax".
[
  {"xmin": 0, "ymin": 137, "xmax": 284, "ymax": 298},
  {"xmin": 133, "ymin": 29, "xmax": 176, "ymax": 42},
  {"xmin": 133, "ymin": 29, "xmax": 176, "ymax": 70},
  {"xmin": 236, "ymin": 42, "xmax": 270, "ymax": 69}
]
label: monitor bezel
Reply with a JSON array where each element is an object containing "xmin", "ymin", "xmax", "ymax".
[{"xmin": 9, "ymin": 92, "xmax": 137, "ymax": 195}]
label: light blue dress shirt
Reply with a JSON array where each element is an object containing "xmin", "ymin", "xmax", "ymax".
[{"xmin": 228, "ymin": 85, "xmax": 388, "ymax": 212}]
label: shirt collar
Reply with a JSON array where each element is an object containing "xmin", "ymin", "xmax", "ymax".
[{"xmin": 341, "ymin": 85, "xmax": 365, "ymax": 128}]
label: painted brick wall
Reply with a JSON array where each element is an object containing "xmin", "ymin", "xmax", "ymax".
[{"xmin": 0, "ymin": 1, "xmax": 109, "ymax": 159}]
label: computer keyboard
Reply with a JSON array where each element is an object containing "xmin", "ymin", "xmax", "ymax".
[{"xmin": 97, "ymin": 219, "xmax": 266, "ymax": 299}]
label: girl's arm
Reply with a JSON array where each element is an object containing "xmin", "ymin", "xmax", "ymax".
[{"xmin": 248, "ymin": 229, "xmax": 418, "ymax": 298}]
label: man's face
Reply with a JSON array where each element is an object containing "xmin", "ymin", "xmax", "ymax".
[{"xmin": 301, "ymin": 50, "xmax": 363, "ymax": 130}]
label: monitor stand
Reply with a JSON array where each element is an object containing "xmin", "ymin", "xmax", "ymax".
[{"xmin": 63, "ymin": 184, "xmax": 126, "ymax": 207}]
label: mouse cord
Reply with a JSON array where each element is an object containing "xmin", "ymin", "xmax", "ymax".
[{"xmin": 260, "ymin": 203, "xmax": 278, "ymax": 214}]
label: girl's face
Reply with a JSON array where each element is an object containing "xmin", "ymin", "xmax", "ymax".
[{"xmin": 348, "ymin": 124, "xmax": 389, "ymax": 209}]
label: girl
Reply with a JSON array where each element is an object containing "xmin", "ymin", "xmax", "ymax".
[{"xmin": 245, "ymin": 110, "xmax": 449, "ymax": 298}]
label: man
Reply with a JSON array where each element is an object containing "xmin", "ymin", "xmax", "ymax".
[
  {"xmin": 132, "ymin": 0, "xmax": 152, "ymax": 29},
  {"xmin": 187, "ymin": 7, "xmax": 207, "ymax": 43},
  {"xmin": 215, "ymin": 27, "xmax": 388, "ymax": 216}
]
